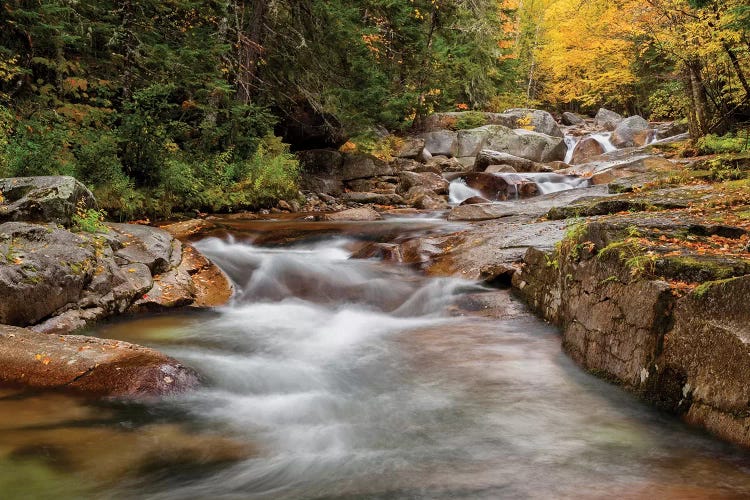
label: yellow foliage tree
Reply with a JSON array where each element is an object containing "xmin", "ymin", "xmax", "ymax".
[{"xmin": 534, "ymin": 0, "xmax": 643, "ymax": 109}]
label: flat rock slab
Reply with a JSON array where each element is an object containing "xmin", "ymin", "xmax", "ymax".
[
  {"xmin": 448, "ymin": 185, "xmax": 611, "ymax": 221},
  {"xmin": 0, "ymin": 325, "xmax": 198, "ymax": 398}
]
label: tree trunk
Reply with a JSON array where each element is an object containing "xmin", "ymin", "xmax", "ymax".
[
  {"xmin": 685, "ymin": 58, "xmax": 709, "ymax": 138},
  {"xmin": 234, "ymin": 0, "xmax": 267, "ymax": 105},
  {"xmin": 723, "ymin": 42, "xmax": 750, "ymax": 102}
]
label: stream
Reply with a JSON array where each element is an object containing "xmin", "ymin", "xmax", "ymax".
[{"xmin": 2, "ymin": 215, "xmax": 750, "ymax": 499}]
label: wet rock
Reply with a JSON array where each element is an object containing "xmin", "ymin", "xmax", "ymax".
[
  {"xmin": 324, "ymin": 207, "xmax": 382, "ymax": 221},
  {"xmin": 1, "ymin": 215, "xmax": 231, "ymax": 334},
  {"xmin": 545, "ymin": 186, "xmax": 713, "ymax": 220},
  {"xmin": 396, "ymin": 138, "xmax": 425, "ymax": 159},
  {"xmin": 0, "ymin": 324, "xmax": 198, "ymax": 398},
  {"xmin": 109, "ymin": 223, "xmax": 176, "ymax": 274},
  {"xmin": 177, "ymin": 244, "xmax": 233, "ymax": 308},
  {"xmin": 571, "ymin": 137, "xmax": 606, "ymax": 164},
  {"xmin": 611, "ymin": 115, "xmax": 650, "ymax": 148},
  {"xmin": 403, "ymin": 186, "xmax": 449, "ymax": 210},
  {"xmin": 341, "ymin": 153, "xmax": 394, "ymax": 181},
  {"xmin": 594, "ymin": 108, "xmax": 624, "ymax": 131},
  {"xmin": 561, "ymin": 112, "xmax": 585, "ymax": 126},
  {"xmin": 474, "ymin": 150, "xmax": 550, "ymax": 173},
  {"xmin": 655, "ymin": 121, "xmax": 689, "ymax": 140},
  {"xmin": 351, "ymin": 242, "xmax": 403, "ymax": 261},
  {"xmin": 0, "ymin": 176, "xmax": 97, "ymax": 227},
  {"xmin": 512, "ymin": 215, "xmax": 750, "ymax": 447},
  {"xmin": 485, "ymin": 164, "xmax": 517, "ymax": 174},
  {"xmin": 458, "ymin": 173, "xmax": 524, "ymax": 201},
  {"xmin": 515, "ymin": 242, "xmax": 675, "ymax": 389},
  {"xmin": 449, "ymin": 185, "xmax": 609, "ymax": 222},
  {"xmin": 397, "ymin": 171, "xmax": 449, "ymax": 196},
  {"xmin": 342, "ymin": 192, "xmax": 404, "ymax": 205},
  {"xmin": 425, "ymin": 218, "xmax": 568, "ymax": 279},
  {"xmin": 420, "ymin": 130, "xmax": 458, "ymax": 157},
  {"xmin": 561, "ymin": 154, "xmax": 675, "ymax": 186},
  {"xmin": 459, "ymin": 196, "xmax": 491, "ymax": 205}
]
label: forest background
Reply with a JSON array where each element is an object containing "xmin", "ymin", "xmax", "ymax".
[{"xmin": 0, "ymin": 0, "xmax": 748, "ymax": 218}]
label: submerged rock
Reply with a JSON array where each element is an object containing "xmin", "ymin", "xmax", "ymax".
[{"xmin": 324, "ymin": 207, "xmax": 382, "ymax": 221}]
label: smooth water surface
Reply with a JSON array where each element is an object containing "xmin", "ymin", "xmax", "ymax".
[{"xmin": 2, "ymin": 216, "xmax": 750, "ymax": 499}]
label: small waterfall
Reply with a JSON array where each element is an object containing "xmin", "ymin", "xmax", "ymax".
[
  {"xmin": 590, "ymin": 132, "xmax": 617, "ymax": 153},
  {"xmin": 563, "ymin": 136, "xmax": 578, "ymax": 164},
  {"xmin": 448, "ymin": 179, "xmax": 484, "ymax": 204},
  {"xmin": 519, "ymin": 172, "xmax": 591, "ymax": 194}
]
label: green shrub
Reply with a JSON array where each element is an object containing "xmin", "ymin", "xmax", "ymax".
[
  {"xmin": 696, "ymin": 132, "xmax": 750, "ymax": 155},
  {"xmin": 72, "ymin": 202, "xmax": 108, "ymax": 233},
  {"xmin": 454, "ymin": 111, "xmax": 488, "ymax": 130}
]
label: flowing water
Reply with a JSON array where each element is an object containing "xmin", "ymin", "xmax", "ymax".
[
  {"xmin": 2, "ymin": 216, "xmax": 750, "ymax": 499},
  {"xmin": 448, "ymin": 173, "xmax": 589, "ymax": 204}
]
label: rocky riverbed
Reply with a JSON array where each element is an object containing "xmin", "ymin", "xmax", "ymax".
[{"xmin": 1, "ymin": 107, "xmax": 749, "ymax": 452}]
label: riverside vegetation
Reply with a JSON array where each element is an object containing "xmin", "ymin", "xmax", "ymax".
[{"xmin": 0, "ymin": 0, "xmax": 749, "ymax": 219}]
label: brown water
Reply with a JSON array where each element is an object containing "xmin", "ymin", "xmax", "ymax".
[{"xmin": 3, "ymin": 215, "xmax": 750, "ymax": 499}]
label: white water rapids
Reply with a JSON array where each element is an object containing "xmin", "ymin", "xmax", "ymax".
[{"xmin": 77, "ymin": 221, "xmax": 750, "ymax": 499}]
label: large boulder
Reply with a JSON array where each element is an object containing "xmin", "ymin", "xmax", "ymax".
[
  {"xmin": 561, "ymin": 112, "xmax": 585, "ymax": 126},
  {"xmin": 570, "ymin": 137, "xmax": 606, "ymax": 164},
  {"xmin": 0, "ymin": 217, "xmax": 232, "ymax": 333},
  {"xmin": 297, "ymin": 149, "xmax": 345, "ymax": 195},
  {"xmin": 482, "ymin": 125, "xmax": 567, "ymax": 163},
  {"xmin": 502, "ymin": 108, "xmax": 564, "ymax": 137},
  {"xmin": 455, "ymin": 128, "xmax": 491, "ymax": 158},
  {"xmin": 420, "ymin": 130, "xmax": 458, "ymax": 157},
  {"xmin": 0, "ymin": 223, "xmax": 100, "ymax": 326},
  {"xmin": 397, "ymin": 171, "xmax": 449, "ymax": 196},
  {"xmin": 0, "ymin": 176, "xmax": 97, "ymax": 227},
  {"xmin": 611, "ymin": 115, "xmax": 651, "ymax": 148},
  {"xmin": 396, "ymin": 138, "xmax": 426, "ymax": 159},
  {"xmin": 594, "ymin": 108, "xmax": 624, "ymax": 131},
  {"xmin": 296, "ymin": 149, "xmax": 344, "ymax": 175},
  {"xmin": 0, "ymin": 324, "xmax": 198, "ymax": 398},
  {"xmin": 422, "ymin": 110, "xmax": 563, "ymax": 137},
  {"xmin": 340, "ymin": 153, "xmax": 394, "ymax": 181}
]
